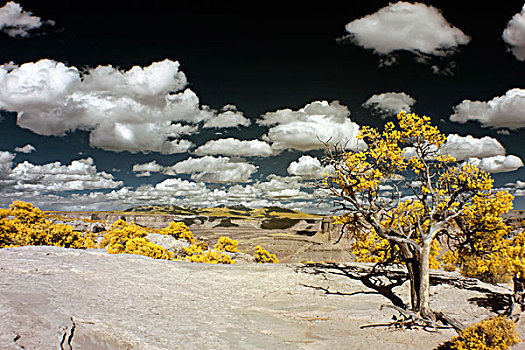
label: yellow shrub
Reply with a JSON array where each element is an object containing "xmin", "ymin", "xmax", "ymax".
[
  {"xmin": 214, "ymin": 236, "xmax": 239, "ymax": 252},
  {"xmin": 159, "ymin": 221, "xmax": 195, "ymax": 244},
  {"xmin": 436, "ymin": 316, "xmax": 520, "ymax": 350},
  {"xmin": 9, "ymin": 201, "xmax": 46, "ymax": 226},
  {"xmin": 125, "ymin": 237, "xmax": 173, "ymax": 260},
  {"xmin": 184, "ymin": 249, "xmax": 235, "ymax": 264},
  {"xmin": 0, "ymin": 201, "xmax": 86, "ymax": 249},
  {"xmin": 84, "ymin": 233, "xmax": 98, "ymax": 249},
  {"xmin": 180, "ymin": 244, "xmax": 235, "ymax": 264},
  {"xmin": 44, "ymin": 223, "xmax": 85, "ymax": 249},
  {"xmin": 99, "ymin": 221, "xmax": 148, "ymax": 252},
  {"xmin": 254, "ymin": 245, "xmax": 279, "ymax": 263}
]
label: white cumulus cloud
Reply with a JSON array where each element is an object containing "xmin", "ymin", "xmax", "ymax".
[
  {"xmin": 0, "ymin": 2, "xmax": 52, "ymax": 37},
  {"xmin": 2, "ymin": 157, "xmax": 123, "ymax": 193},
  {"xmin": 450, "ymin": 89, "xmax": 525, "ymax": 130},
  {"xmin": 343, "ymin": 2, "xmax": 470, "ymax": 57},
  {"xmin": 287, "ymin": 155, "xmax": 333, "ymax": 179},
  {"xmin": 440, "ymin": 134, "xmax": 506, "ymax": 161},
  {"xmin": 14, "ymin": 144, "xmax": 35, "ymax": 154},
  {"xmin": 0, "ymin": 59, "xmax": 213, "ymax": 154},
  {"xmin": 503, "ymin": 4, "xmax": 525, "ymax": 61},
  {"xmin": 132, "ymin": 160, "xmax": 164, "ymax": 177},
  {"xmin": 362, "ymin": 92, "xmax": 416, "ymax": 117},
  {"xmin": 467, "ymin": 155, "xmax": 523, "ymax": 173},
  {"xmin": 203, "ymin": 105, "xmax": 251, "ymax": 128},
  {"xmin": 258, "ymin": 100, "xmax": 363, "ymax": 152},
  {"xmin": 194, "ymin": 138, "xmax": 273, "ymax": 157},
  {"xmin": 163, "ymin": 156, "xmax": 258, "ymax": 183}
]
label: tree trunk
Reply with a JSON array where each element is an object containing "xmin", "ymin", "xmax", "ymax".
[
  {"xmin": 406, "ymin": 259, "xmax": 420, "ymax": 310},
  {"xmin": 399, "ymin": 242, "xmax": 420, "ymax": 310},
  {"xmin": 511, "ymin": 274, "xmax": 525, "ymax": 318},
  {"xmin": 418, "ymin": 240, "xmax": 433, "ymax": 319}
]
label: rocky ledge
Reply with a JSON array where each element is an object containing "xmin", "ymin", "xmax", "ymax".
[{"xmin": 2, "ymin": 246, "xmax": 525, "ymax": 349}]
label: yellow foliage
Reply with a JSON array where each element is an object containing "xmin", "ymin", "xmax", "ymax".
[
  {"xmin": 84, "ymin": 232, "xmax": 98, "ymax": 249},
  {"xmin": 183, "ymin": 249, "xmax": 234, "ymax": 264},
  {"xmin": 214, "ymin": 236, "xmax": 239, "ymax": 252},
  {"xmin": 436, "ymin": 316, "xmax": 520, "ymax": 350},
  {"xmin": 159, "ymin": 221, "xmax": 195, "ymax": 244},
  {"xmin": 351, "ymin": 228, "xmax": 392, "ymax": 263},
  {"xmin": 254, "ymin": 245, "xmax": 279, "ymax": 263},
  {"xmin": 179, "ymin": 243, "xmax": 235, "ymax": 264},
  {"xmin": 0, "ymin": 201, "xmax": 87, "ymax": 249},
  {"xmin": 125, "ymin": 237, "xmax": 173, "ymax": 260},
  {"xmin": 99, "ymin": 220, "xmax": 148, "ymax": 253}
]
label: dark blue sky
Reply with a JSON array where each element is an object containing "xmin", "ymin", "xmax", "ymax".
[{"xmin": 0, "ymin": 0, "xmax": 524, "ymax": 211}]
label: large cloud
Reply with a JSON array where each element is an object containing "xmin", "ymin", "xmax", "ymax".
[
  {"xmin": 440, "ymin": 134, "xmax": 506, "ymax": 161},
  {"xmin": 258, "ymin": 100, "xmax": 363, "ymax": 152},
  {"xmin": 503, "ymin": 5, "xmax": 525, "ymax": 61},
  {"xmin": 450, "ymin": 89, "xmax": 525, "ymax": 130},
  {"xmin": 343, "ymin": 2, "xmax": 470, "ymax": 58},
  {"xmin": 1, "ymin": 156, "xmax": 123, "ymax": 193},
  {"xmin": 163, "ymin": 156, "xmax": 258, "ymax": 183},
  {"xmin": 287, "ymin": 155, "xmax": 333, "ymax": 179},
  {"xmin": 402, "ymin": 133, "xmax": 521, "ymax": 173},
  {"xmin": 362, "ymin": 92, "xmax": 416, "ymax": 117},
  {"xmin": 0, "ymin": 2, "xmax": 51, "ymax": 37},
  {"xmin": 194, "ymin": 138, "xmax": 273, "ymax": 157},
  {"xmin": 467, "ymin": 155, "xmax": 523, "ymax": 173},
  {"xmin": 0, "ymin": 59, "xmax": 213, "ymax": 154}
]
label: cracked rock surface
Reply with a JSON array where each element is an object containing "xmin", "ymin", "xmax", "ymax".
[{"xmin": 0, "ymin": 246, "xmax": 517, "ymax": 349}]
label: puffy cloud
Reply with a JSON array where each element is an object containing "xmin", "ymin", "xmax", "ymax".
[
  {"xmin": 14, "ymin": 144, "xmax": 35, "ymax": 154},
  {"xmin": 287, "ymin": 155, "xmax": 333, "ymax": 179},
  {"xmin": 0, "ymin": 151, "xmax": 15, "ymax": 177},
  {"xmin": 258, "ymin": 100, "xmax": 363, "ymax": 152},
  {"xmin": 467, "ymin": 155, "xmax": 523, "ymax": 173},
  {"xmin": 164, "ymin": 156, "xmax": 258, "ymax": 183},
  {"xmin": 450, "ymin": 89, "xmax": 525, "ymax": 130},
  {"xmin": 88, "ymin": 122, "xmax": 196, "ymax": 154},
  {"xmin": 253, "ymin": 175, "xmax": 309, "ymax": 199},
  {"xmin": 503, "ymin": 5, "xmax": 525, "ymax": 61},
  {"xmin": 343, "ymin": 2, "xmax": 470, "ymax": 57},
  {"xmin": 0, "ymin": 59, "xmax": 213, "ymax": 154},
  {"xmin": 2, "ymin": 157, "xmax": 123, "ymax": 193},
  {"xmin": 132, "ymin": 160, "xmax": 164, "ymax": 177},
  {"xmin": 0, "ymin": 2, "xmax": 51, "ymax": 37},
  {"xmin": 194, "ymin": 138, "xmax": 273, "ymax": 157},
  {"xmin": 362, "ymin": 92, "xmax": 415, "ymax": 117},
  {"xmin": 203, "ymin": 105, "xmax": 251, "ymax": 128},
  {"xmin": 439, "ymin": 134, "xmax": 506, "ymax": 161}
]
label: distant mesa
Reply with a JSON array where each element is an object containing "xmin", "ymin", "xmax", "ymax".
[{"xmin": 121, "ymin": 205, "xmax": 320, "ymax": 220}]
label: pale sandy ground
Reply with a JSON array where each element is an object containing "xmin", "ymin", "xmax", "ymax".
[{"xmin": 0, "ymin": 246, "xmax": 521, "ymax": 349}]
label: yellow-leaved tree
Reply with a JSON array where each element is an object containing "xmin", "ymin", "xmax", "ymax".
[{"xmin": 322, "ymin": 111, "xmax": 514, "ymax": 321}]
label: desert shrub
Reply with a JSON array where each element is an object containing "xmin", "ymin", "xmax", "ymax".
[
  {"xmin": 99, "ymin": 220, "xmax": 148, "ymax": 253},
  {"xmin": 84, "ymin": 232, "xmax": 98, "ymax": 249},
  {"xmin": 180, "ymin": 243, "xmax": 235, "ymax": 264},
  {"xmin": 159, "ymin": 221, "xmax": 195, "ymax": 244},
  {"xmin": 214, "ymin": 236, "xmax": 239, "ymax": 252},
  {"xmin": 436, "ymin": 316, "xmax": 520, "ymax": 350},
  {"xmin": 125, "ymin": 237, "xmax": 173, "ymax": 260},
  {"xmin": 254, "ymin": 245, "xmax": 279, "ymax": 263},
  {"xmin": 101, "ymin": 220, "xmax": 175, "ymax": 259},
  {"xmin": 0, "ymin": 201, "xmax": 86, "ymax": 249},
  {"xmin": 43, "ymin": 222, "xmax": 85, "ymax": 249},
  {"xmin": 183, "ymin": 249, "xmax": 234, "ymax": 264}
]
